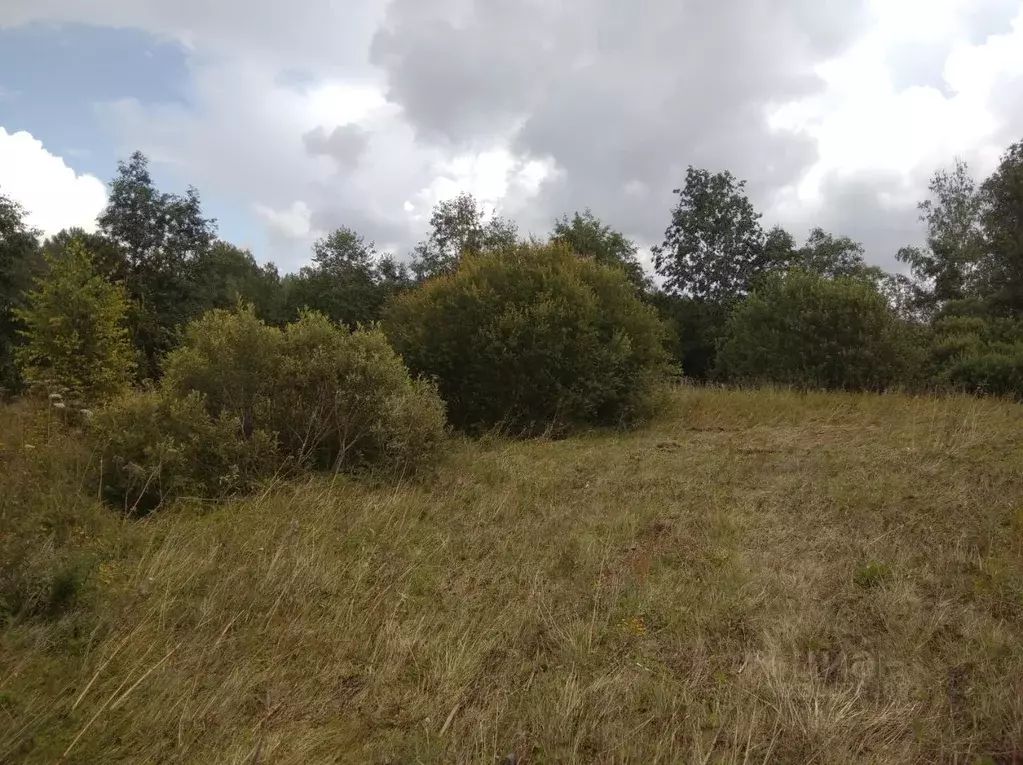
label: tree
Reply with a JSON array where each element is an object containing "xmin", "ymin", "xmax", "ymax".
[
  {"xmin": 897, "ymin": 159, "xmax": 984, "ymax": 310},
  {"xmin": 0, "ymin": 192, "xmax": 43, "ymax": 392},
  {"xmin": 716, "ymin": 269, "xmax": 911, "ymax": 391},
  {"xmin": 653, "ymin": 167, "xmax": 781, "ymax": 302},
  {"xmin": 284, "ymin": 227, "xmax": 410, "ymax": 327},
  {"xmin": 794, "ymin": 228, "xmax": 881, "ymax": 281},
  {"xmin": 410, "ymin": 192, "xmax": 518, "ymax": 281},
  {"xmin": 191, "ymin": 241, "xmax": 284, "ymax": 322},
  {"xmin": 385, "ymin": 242, "xmax": 672, "ymax": 434},
  {"xmin": 15, "ymin": 236, "xmax": 134, "ymax": 402},
  {"xmin": 97, "ymin": 151, "xmax": 218, "ymax": 378},
  {"xmin": 978, "ymin": 140, "xmax": 1023, "ymax": 316},
  {"xmin": 42, "ymin": 228, "xmax": 127, "ymax": 284},
  {"xmin": 550, "ymin": 209, "xmax": 651, "ymax": 292}
]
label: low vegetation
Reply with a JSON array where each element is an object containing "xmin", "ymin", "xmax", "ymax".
[{"xmin": 3, "ymin": 386, "xmax": 1022, "ymax": 763}]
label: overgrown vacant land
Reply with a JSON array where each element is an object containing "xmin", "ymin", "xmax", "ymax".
[{"xmin": 3, "ymin": 387, "xmax": 1023, "ymax": 763}]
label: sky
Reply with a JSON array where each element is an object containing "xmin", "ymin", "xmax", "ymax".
[{"xmin": 2, "ymin": 0, "xmax": 1023, "ymax": 274}]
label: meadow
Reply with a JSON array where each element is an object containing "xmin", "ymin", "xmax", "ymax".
[{"xmin": 2, "ymin": 386, "xmax": 1022, "ymax": 763}]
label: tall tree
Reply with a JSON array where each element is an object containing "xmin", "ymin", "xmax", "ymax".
[
  {"xmin": 897, "ymin": 159, "xmax": 984, "ymax": 310},
  {"xmin": 15, "ymin": 236, "xmax": 134, "ymax": 402},
  {"xmin": 550, "ymin": 209, "xmax": 651, "ymax": 292},
  {"xmin": 653, "ymin": 167, "xmax": 780, "ymax": 302},
  {"xmin": 42, "ymin": 227, "xmax": 127, "ymax": 283},
  {"xmin": 795, "ymin": 228, "xmax": 881, "ymax": 281},
  {"xmin": 0, "ymin": 192, "xmax": 43, "ymax": 392},
  {"xmin": 410, "ymin": 192, "xmax": 518, "ymax": 281},
  {"xmin": 97, "ymin": 151, "xmax": 218, "ymax": 378},
  {"xmin": 978, "ymin": 140, "xmax": 1023, "ymax": 316},
  {"xmin": 191, "ymin": 241, "xmax": 284, "ymax": 321},
  {"xmin": 285, "ymin": 227, "xmax": 410, "ymax": 328}
]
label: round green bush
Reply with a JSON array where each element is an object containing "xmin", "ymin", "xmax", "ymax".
[
  {"xmin": 716, "ymin": 269, "xmax": 910, "ymax": 391},
  {"xmin": 163, "ymin": 307, "xmax": 446, "ymax": 475},
  {"xmin": 90, "ymin": 390, "xmax": 280, "ymax": 512},
  {"xmin": 383, "ymin": 242, "xmax": 673, "ymax": 434},
  {"xmin": 929, "ymin": 316, "xmax": 1023, "ymax": 397}
]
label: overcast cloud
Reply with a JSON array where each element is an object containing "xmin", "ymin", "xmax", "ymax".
[{"xmin": 2, "ymin": 0, "xmax": 1023, "ymax": 272}]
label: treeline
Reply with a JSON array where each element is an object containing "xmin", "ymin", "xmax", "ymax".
[{"xmin": 1, "ymin": 140, "xmax": 1023, "ymax": 508}]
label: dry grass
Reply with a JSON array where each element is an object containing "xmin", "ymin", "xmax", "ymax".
[{"xmin": 2, "ymin": 387, "xmax": 1023, "ymax": 763}]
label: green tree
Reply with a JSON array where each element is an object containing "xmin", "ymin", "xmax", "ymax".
[
  {"xmin": 897, "ymin": 159, "xmax": 984, "ymax": 311},
  {"xmin": 385, "ymin": 241, "xmax": 672, "ymax": 434},
  {"xmin": 97, "ymin": 151, "xmax": 218, "ymax": 378},
  {"xmin": 42, "ymin": 228, "xmax": 127, "ymax": 283},
  {"xmin": 551, "ymin": 209, "xmax": 651, "ymax": 292},
  {"xmin": 15, "ymin": 236, "xmax": 134, "ymax": 402},
  {"xmin": 653, "ymin": 167, "xmax": 782, "ymax": 302},
  {"xmin": 0, "ymin": 192, "xmax": 43, "ymax": 392},
  {"xmin": 716, "ymin": 269, "xmax": 910, "ymax": 391},
  {"xmin": 192, "ymin": 241, "xmax": 284, "ymax": 321},
  {"xmin": 978, "ymin": 140, "xmax": 1023, "ymax": 316},
  {"xmin": 795, "ymin": 228, "xmax": 881, "ymax": 281},
  {"xmin": 410, "ymin": 192, "xmax": 518, "ymax": 281},
  {"xmin": 284, "ymin": 227, "xmax": 410, "ymax": 327}
]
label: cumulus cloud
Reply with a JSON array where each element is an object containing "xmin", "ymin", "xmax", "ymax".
[
  {"xmin": 0, "ymin": 127, "xmax": 107, "ymax": 236},
  {"xmin": 5, "ymin": 0, "xmax": 1023, "ymax": 273},
  {"xmin": 766, "ymin": 0, "xmax": 1023, "ymax": 267}
]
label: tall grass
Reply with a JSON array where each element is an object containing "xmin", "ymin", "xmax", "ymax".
[{"xmin": 2, "ymin": 387, "xmax": 1022, "ymax": 763}]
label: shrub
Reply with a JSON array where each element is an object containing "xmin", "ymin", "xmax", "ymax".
[
  {"xmin": 271, "ymin": 312, "xmax": 446, "ymax": 473},
  {"xmin": 163, "ymin": 307, "xmax": 446, "ymax": 476},
  {"xmin": 90, "ymin": 391, "xmax": 280, "ymax": 513},
  {"xmin": 162, "ymin": 306, "xmax": 282, "ymax": 438},
  {"xmin": 649, "ymin": 293, "xmax": 727, "ymax": 381},
  {"xmin": 384, "ymin": 242, "xmax": 673, "ymax": 434},
  {"xmin": 15, "ymin": 237, "xmax": 135, "ymax": 403},
  {"xmin": 716, "ymin": 269, "xmax": 911, "ymax": 391},
  {"xmin": 929, "ymin": 316, "xmax": 1023, "ymax": 398},
  {"xmin": 0, "ymin": 400, "xmax": 111, "ymax": 621}
]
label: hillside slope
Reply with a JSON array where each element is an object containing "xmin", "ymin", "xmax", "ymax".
[{"xmin": 2, "ymin": 388, "xmax": 1023, "ymax": 763}]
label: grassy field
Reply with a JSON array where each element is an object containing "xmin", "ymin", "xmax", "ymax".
[{"xmin": 2, "ymin": 387, "xmax": 1023, "ymax": 763}]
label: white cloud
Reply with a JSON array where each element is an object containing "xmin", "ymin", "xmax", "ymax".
[
  {"xmin": 764, "ymin": 0, "xmax": 1023, "ymax": 259},
  {"xmin": 254, "ymin": 199, "xmax": 318, "ymax": 241},
  {"xmin": 4, "ymin": 0, "xmax": 1023, "ymax": 271},
  {"xmin": 0, "ymin": 127, "xmax": 107, "ymax": 237}
]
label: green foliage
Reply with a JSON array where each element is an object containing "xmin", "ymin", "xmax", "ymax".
[
  {"xmin": 97, "ymin": 151, "xmax": 218, "ymax": 378},
  {"xmin": 15, "ymin": 237, "xmax": 134, "ymax": 403},
  {"xmin": 550, "ymin": 209, "xmax": 651, "ymax": 293},
  {"xmin": 794, "ymin": 228, "xmax": 882, "ymax": 282},
  {"xmin": 897, "ymin": 159, "xmax": 985, "ymax": 311},
  {"xmin": 717, "ymin": 270, "xmax": 910, "ymax": 391},
  {"xmin": 0, "ymin": 192, "xmax": 44, "ymax": 394},
  {"xmin": 90, "ymin": 391, "xmax": 280, "ymax": 513},
  {"xmin": 385, "ymin": 242, "xmax": 673, "ymax": 434},
  {"xmin": 283, "ymin": 227, "xmax": 410, "ymax": 328},
  {"xmin": 192, "ymin": 241, "xmax": 285, "ymax": 322},
  {"xmin": 0, "ymin": 400, "xmax": 111, "ymax": 621},
  {"xmin": 653, "ymin": 167, "xmax": 783, "ymax": 302},
  {"xmin": 854, "ymin": 562, "xmax": 892, "ymax": 589},
  {"xmin": 410, "ymin": 192, "xmax": 518, "ymax": 281},
  {"xmin": 928, "ymin": 315, "xmax": 1023, "ymax": 398},
  {"xmin": 978, "ymin": 140, "xmax": 1023, "ymax": 316},
  {"xmin": 164, "ymin": 307, "xmax": 446, "ymax": 475},
  {"xmin": 273, "ymin": 312, "xmax": 446, "ymax": 472},
  {"xmin": 42, "ymin": 227, "xmax": 127, "ymax": 284},
  {"xmin": 649, "ymin": 293, "xmax": 726, "ymax": 381}
]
